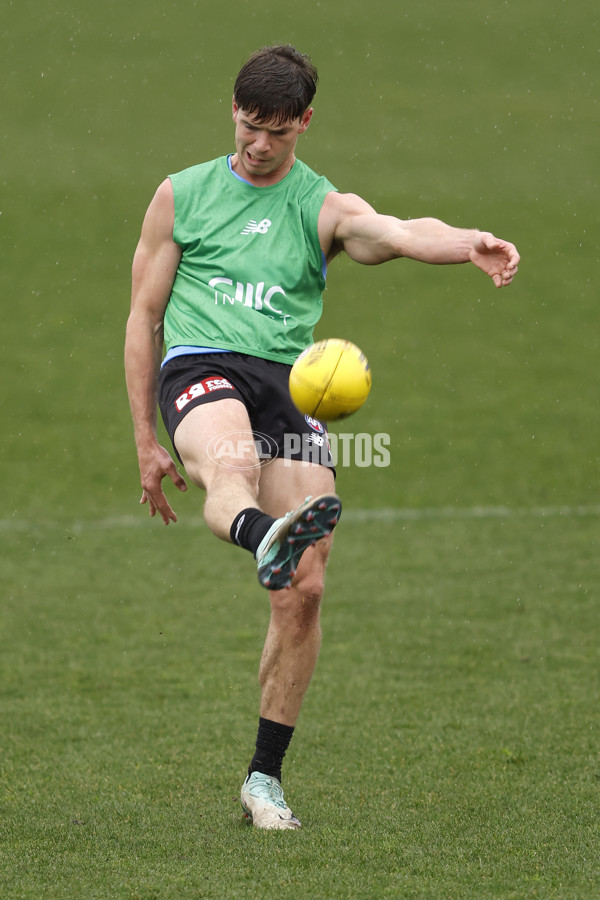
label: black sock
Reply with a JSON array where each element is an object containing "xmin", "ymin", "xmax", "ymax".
[
  {"xmin": 230, "ymin": 508, "xmax": 275, "ymax": 556},
  {"xmin": 248, "ymin": 717, "xmax": 295, "ymax": 783}
]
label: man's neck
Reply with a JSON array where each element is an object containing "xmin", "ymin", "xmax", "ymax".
[{"xmin": 230, "ymin": 152, "xmax": 296, "ymax": 187}]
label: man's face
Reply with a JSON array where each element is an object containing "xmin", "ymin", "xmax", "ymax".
[{"xmin": 232, "ymin": 101, "xmax": 313, "ymax": 184}]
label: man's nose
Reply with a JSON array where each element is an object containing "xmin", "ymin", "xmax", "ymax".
[{"xmin": 253, "ymin": 131, "xmax": 271, "ymax": 153}]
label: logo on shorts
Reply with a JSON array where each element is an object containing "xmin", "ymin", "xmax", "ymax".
[
  {"xmin": 175, "ymin": 377, "xmax": 235, "ymax": 412},
  {"xmin": 305, "ymin": 415, "xmax": 325, "ymax": 434},
  {"xmin": 241, "ymin": 218, "xmax": 272, "ymax": 235}
]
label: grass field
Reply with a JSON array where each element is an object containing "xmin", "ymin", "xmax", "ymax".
[{"xmin": 2, "ymin": 0, "xmax": 599, "ymax": 897}]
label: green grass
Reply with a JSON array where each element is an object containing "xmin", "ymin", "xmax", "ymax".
[
  {"xmin": 2, "ymin": 0, "xmax": 599, "ymax": 896},
  {"xmin": 2, "ymin": 514, "xmax": 600, "ymax": 898}
]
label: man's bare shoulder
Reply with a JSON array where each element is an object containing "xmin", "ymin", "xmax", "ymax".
[
  {"xmin": 322, "ymin": 190, "xmax": 375, "ymax": 215},
  {"xmin": 319, "ymin": 191, "xmax": 376, "ymax": 259},
  {"xmin": 140, "ymin": 178, "xmax": 176, "ymax": 243},
  {"xmin": 148, "ymin": 177, "xmax": 175, "ymax": 215}
]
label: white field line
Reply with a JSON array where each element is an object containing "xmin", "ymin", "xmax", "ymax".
[{"xmin": 2, "ymin": 505, "xmax": 600, "ymax": 534}]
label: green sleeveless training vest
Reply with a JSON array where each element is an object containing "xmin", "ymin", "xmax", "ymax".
[{"xmin": 164, "ymin": 155, "xmax": 337, "ymax": 364}]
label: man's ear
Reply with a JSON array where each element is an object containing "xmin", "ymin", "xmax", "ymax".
[{"xmin": 298, "ymin": 107, "xmax": 314, "ymax": 134}]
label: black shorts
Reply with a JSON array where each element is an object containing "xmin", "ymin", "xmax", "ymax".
[{"xmin": 158, "ymin": 352, "xmax": 334, "ymax": 469}]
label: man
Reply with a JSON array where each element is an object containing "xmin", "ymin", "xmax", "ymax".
[{"xmin": 124, "ymin": 44, "xmax": 519, "ymax": 830}]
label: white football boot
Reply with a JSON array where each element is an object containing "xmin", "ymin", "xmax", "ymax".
[{"xmin": 241, "ymin": 772, "xmax": 301, "ymax": 830}]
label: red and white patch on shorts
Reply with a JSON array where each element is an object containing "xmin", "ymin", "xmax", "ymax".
[
  {"xmin": 305, "ymin": 414, "xmax": 325, "ymax": 434},
  {"xmin": 175, "ymin": 377, "xmax": 235, "ymax": 412}
]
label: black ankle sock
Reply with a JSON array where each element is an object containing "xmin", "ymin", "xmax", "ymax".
[
  {"xmin": 248, "ymin": 717, "xmax": 295, "ymax": 783},
  {"xmin": 230, "ymin": 508, "xmax": 275, "ymax": 556}
]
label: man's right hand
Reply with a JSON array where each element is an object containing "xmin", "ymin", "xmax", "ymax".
[{"xmin": 138, "ymin": 444, "xmax": 188, "ymax": 524}]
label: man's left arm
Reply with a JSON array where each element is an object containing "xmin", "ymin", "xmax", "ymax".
[{"xmin": 320, "ymin": 192, "xmax": 520, "ymax": 288}]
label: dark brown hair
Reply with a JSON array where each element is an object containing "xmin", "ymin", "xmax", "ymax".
[{"xmin": 233, "ymin": 45, "xmax": 318, "ymax": 125}]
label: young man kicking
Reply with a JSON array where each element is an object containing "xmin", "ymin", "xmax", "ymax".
[{"xmin": 125, "ymin": 44, "xmax": 519, "ymax": 829}]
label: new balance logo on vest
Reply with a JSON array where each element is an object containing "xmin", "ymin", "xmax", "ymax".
[{"xmin": 241, "ymin": 218, "xmax": 272, "ymax": 235}]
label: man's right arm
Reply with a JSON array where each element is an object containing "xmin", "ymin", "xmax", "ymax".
[{"xmin": 125, "ymin": 178, "xmax": 187, "ymax": 524}]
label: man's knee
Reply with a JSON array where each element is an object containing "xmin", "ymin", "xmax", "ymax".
[
  {"xmin": 292, "ymin": 570, "xmax": 325, "ymax": 608},
  {"xmin": 184, "ymin": 450, "xmax": 261, "ymax": 496},
  {"xmin": 269, "ymin": 539, "xmax": 332, "ymax": 617},
  {"xmin": 270, "ymin": 577, "xmax": 323, "ymax": 612},
  {"xmin": 269, "ymin": 585, "xmax": 322, "ymax": 643}
]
